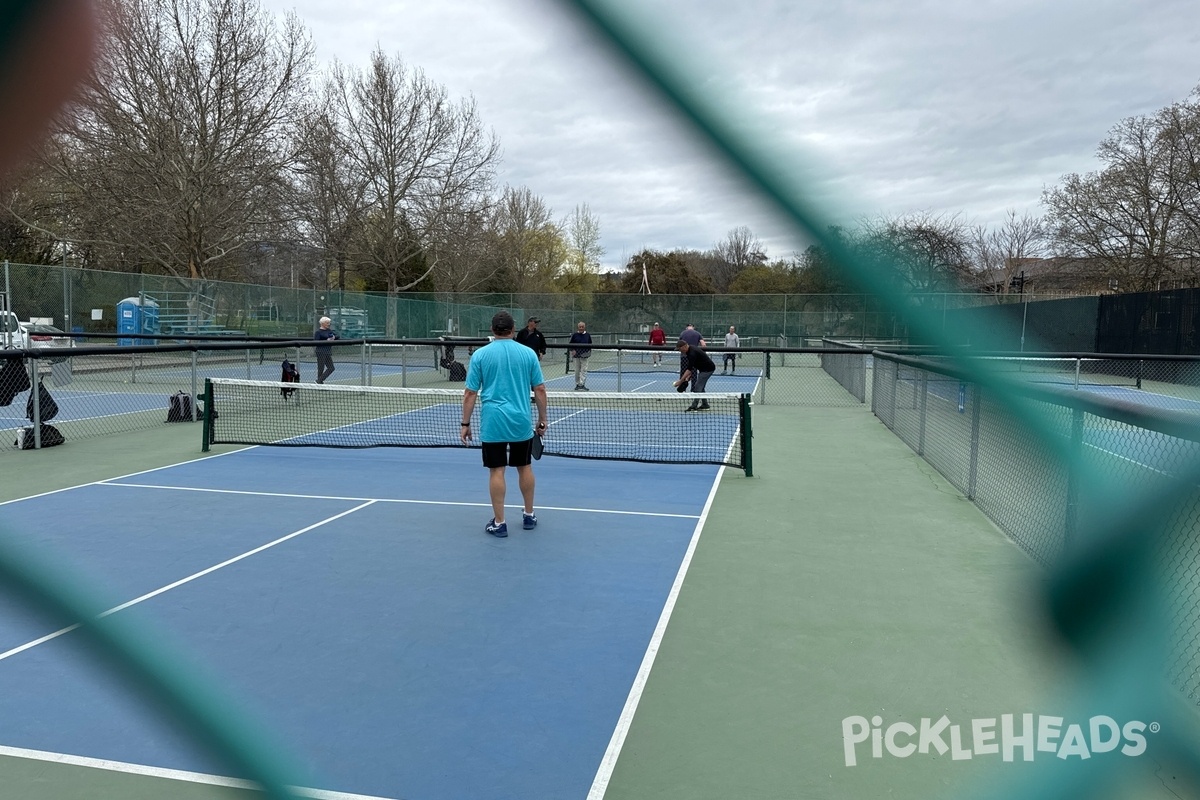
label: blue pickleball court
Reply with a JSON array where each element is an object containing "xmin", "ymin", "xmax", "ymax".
[{"xmin": 0, "ymin": 442, "xmax": 727, "ymax": 799}]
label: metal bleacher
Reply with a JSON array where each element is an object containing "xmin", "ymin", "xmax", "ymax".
[{"xmin": 156, "ymin": 291, "xmax": 245, "ymax": 337}]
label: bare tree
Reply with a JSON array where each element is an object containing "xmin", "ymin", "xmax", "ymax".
[
  {"xmin": 710, "ymin": 225, "xmax": 767, "ymax": 291},
  {"xmin": 427, "ymin": 202, "xmax": 500, "ymax": 292},
  {"xmin": 558, "ymin": 203, "xmax": 603, "ymax": 292},
  {"xmin": 293, "ymin": 96, "xmax": 368, "ymax": 290},
  {"xmin": 0, "ymin": 163, "xmax": 63, "ymax": 264},
  {"xmin": 483, "ymin": 185, "xmax": 566, "ymax": 292},
  {"xmin": 1043, "ymin": 110, "xmax": 1194, "ymax": 291},
  {"xmin": 40, "ymin": 0, "xmax": 315, "ymax": 280},
  {"xmin": 971, "ymin": 209, "xmax": 1047, "ymax": 296},
  {"xmin": 329, "ymin": 49, "xmax": 498, "ymax": 294},
  {"xmin": 856, "ymin": 211, "xmax": 975, "ymax": 297},
  {"xmin": 1157, "ymin": 88, "xmax": 1200, "ymax": 261}
]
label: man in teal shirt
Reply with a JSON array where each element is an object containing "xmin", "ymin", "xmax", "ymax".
[{"xmin": 460, "ymin": 311, "xmax": 549, "ymax": 537}]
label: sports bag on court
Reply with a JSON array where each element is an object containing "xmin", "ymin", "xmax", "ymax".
[
  {"xmin": 25, "ymin": 384, "xmax": 59, "ymax": 421},
  {"xmin": 281, "ymin": 358, "xmax": 300, "ymax": 398},
  {"xmin": 0, "ymin": 357, "xmax": 30, "ymax": 406},
  {"xmin": 15, "ymin": 423, "xmax": 65, "ymax": 449},
  {"xmin": 166, "ymin": 391, "xmax": 193, "ymax": 422}
]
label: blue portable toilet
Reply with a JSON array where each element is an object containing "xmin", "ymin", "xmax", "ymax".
[{"xmin": 117, "ymin": 296, "xmax": 160, "ymax": 346}]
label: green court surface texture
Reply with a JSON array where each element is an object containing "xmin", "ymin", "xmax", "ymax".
[{"xmin": 0, "ymin": 407, "xmax": 1193, "ymax": 799}]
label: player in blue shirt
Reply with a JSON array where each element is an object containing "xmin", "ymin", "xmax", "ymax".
[{"xmin": 461, "ymin": 311, "xmax": 548, "ymax": 537}]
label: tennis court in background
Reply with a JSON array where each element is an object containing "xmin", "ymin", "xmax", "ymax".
[{"xmin": 0, "ymin": 441, "xmax": 726, "ymax": 800}]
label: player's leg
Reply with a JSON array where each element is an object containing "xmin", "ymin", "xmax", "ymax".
[
  {"xmin": 510, "ymin": 439, "xmax": 537, "ymax": 529},
  {"xmin": 481, "ymin": 442, "xmax": 509, "ymax": 535},
  {"xmin": 488, "ymin": 466, "xmax": 507, "ymax": 521},
  {"xmin": 694, "ymin": 370, "xmax": 714, "ymax": 409},
  {"xmin": 579, "ymin": 356, "xmax": 589, "ymax": 388}
]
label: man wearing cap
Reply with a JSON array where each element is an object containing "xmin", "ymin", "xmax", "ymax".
[
  {"xmin": 461, "ymin": 311, "xmax": 548, "ymax": 538},
  {"xmin": 515, "ymin": 316, "xmax": 547, "ymax": 360},
  {"xmin": 674, "ymin": 338, "xmax": 716, "ymax": 411},
  {"xmin": 678, "ymin": 323, "xmax": 703, "ymax": 389}
]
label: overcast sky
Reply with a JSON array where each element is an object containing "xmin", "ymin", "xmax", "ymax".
[{"xmin": 261, "ymin": 0, "xmax": 1200, "ymax": 271}]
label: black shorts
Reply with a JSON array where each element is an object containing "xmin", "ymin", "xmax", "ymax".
[{"xmin": 482, "ymin": 438, "xmax": 535, "ymax": 468}]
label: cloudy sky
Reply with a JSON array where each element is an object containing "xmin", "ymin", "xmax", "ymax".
[{"xmin": 260, "ymin": 0, "xmax": 1200, "ymax": 271}]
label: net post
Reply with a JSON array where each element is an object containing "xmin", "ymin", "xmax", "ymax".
[
  {"xmin": 740, "ymin": 393, "xmax": 753, "ymax": 476},
  {"xmin": 201, "ymin": 378, "xmax": 213, "ymax": 452},
  {"xmin": 1136, "ymin": 358, "xmax": 1143, "ymax": 390},
  {"xmin": 765, "ymin": 351, "xmax": 772, "ymax": 379}
]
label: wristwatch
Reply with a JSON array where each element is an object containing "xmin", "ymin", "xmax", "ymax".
[{"xmin": 461, "ymin": 422, "xmax": 470, "ymax": 426}]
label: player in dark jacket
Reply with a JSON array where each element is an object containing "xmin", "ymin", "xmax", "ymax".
[
  {"xmin": 314, "ymin": 316, "xmax": 337, "ymax": 384},
  {"xmin": 569, "ymin": 321, "xmax": 592, "ymax": 390},
  {"xmin": 673, "ymin": 338, "xmax": 716, "ymax": 411},
  {"xmin": 515, "ymin": 316, "xmax": 547, "ymax": 360}
]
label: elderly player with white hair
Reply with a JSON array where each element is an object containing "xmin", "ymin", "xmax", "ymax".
[{"xmin": 314, "ymin": 316, "xmax": 338, "ymax": 384}]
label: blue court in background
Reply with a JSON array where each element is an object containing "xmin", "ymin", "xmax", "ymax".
[
  {"xmin": 0, "ymin": 444, "xmax": 722, "ymax": 799},
  {"xmin": 0, "ymin": 387, "xmax": 166, "ymax": 427}
]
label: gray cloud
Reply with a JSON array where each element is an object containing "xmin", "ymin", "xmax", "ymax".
[{"xmin": 261, "ymin": 0, "xmax": 1200, "ymax": 269}]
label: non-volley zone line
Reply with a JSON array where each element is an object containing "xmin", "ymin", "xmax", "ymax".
[
  {"xmin": 99, "ymin": 481, "xmax": 703, "ymax": 520},
  {"xmin": 0, "ymin": 745, "xmax": 397, "ymax": 800}
]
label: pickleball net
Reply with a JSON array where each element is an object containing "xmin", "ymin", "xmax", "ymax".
[{"xmin": 202, "ymin": 377, "xmax": 753, "ymax": 472}]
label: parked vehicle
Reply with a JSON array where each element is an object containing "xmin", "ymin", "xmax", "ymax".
[
  {"xmin": 20, "ymin": 323, "xmax": 75, "ymax": 361},
  {"xmin": 2, "ymin": 310, "xmax": 27, "ymax": 349}
]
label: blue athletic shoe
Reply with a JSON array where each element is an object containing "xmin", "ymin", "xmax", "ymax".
[
  {"xmin": 523, "ymin": 512, "xmax": 537, "ymax": 530},
  {"xmin": 485, "ymin": 519, "xmax": 508, "ymax": 538}
]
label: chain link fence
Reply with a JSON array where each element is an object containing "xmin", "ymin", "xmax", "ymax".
[
  {"xmin": 1, "ymin": 259, "xmax": 1082, "ymax": 344},
  {"xmin": 871, "ymin": 351, "xmax": 1200, "ymax": 703}
]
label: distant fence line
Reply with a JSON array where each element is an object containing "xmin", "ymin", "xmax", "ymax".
[{"xmin": 2, "ymin": 259, "xmax": 1079, "ymax": 344}]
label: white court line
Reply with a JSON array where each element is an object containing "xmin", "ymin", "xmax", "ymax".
[
  {"xmin": 586, "ymin": 463, "xmax": 727, "ymax": 800},
  {"xmin": 98, "ymin": 482, "xmax": 701, "ymax": 519},
  {"xmin": 0, "ymin": 447, "xmax": 255, "ymax": 508},
  {"xmin": 0, "ymin": 501, "xmax": 376, "ymax": 663},
  {"xmin": 0, "ymin": 745, "xmax": 396, "ymax": 800},
  {"xmin": 548, "ymin": 408, "xmax": 588, "ymax": 425},
  {"xmin": 0, "ymin": 406, "xmax": 163, "ymax": 429}
]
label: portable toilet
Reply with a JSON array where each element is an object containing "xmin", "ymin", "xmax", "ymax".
[{"xmin": 117, "ymin": 296, "xmax": 160, "ymax": 346}]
